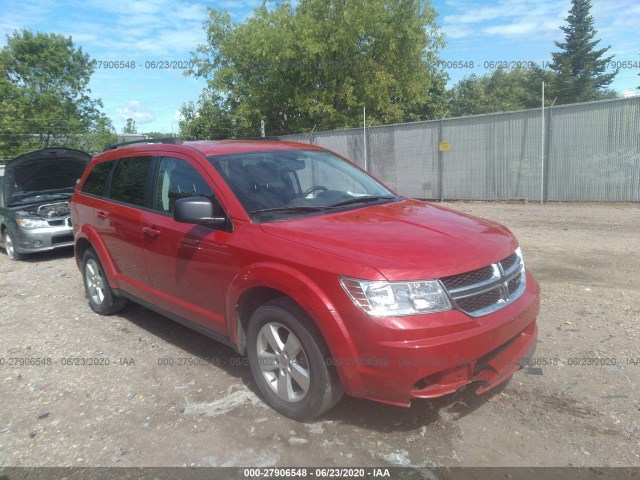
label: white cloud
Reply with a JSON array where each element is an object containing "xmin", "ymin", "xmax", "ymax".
[
  {"xmin": 441, "ymin": 0, "xmax": 569, "ymax": 40},
  {"xmin": 127, "ymin": 0, "xmax": 165, "ymax": 15},
  {"xmin": 621, "ymin": 89, "xmax": 639, "ymax": 98},
  {"xmin": 443, "ymin": 5, "xmax": 512, "ymax": 25},
  {"xmin": 482, "ymin": 19, "xmax": 559, "ymax": 38},
  {"xmin": 441, "ymin": 0, "xmax": 640, "ymax": 44},
  {"xmin": 56, "ymin": 0, "xmax": 209, "ymax": 56},
  {"xmin": 0, "ymin": 0, "xmax": 57, "ymax": 46},
  {"xmin": 217, "ymin": 0, "xmax": 261, "ymax": 11},
  {"xmin": 595, "ymin": 1, "xmax": 640, "ymax": 35},
  {"xmin": 173, "ymin": 3, "xmax": 209, "ymax": 20},
  {"xmin": 2, "ymin": 0, "xmax": 265, "ymax": 59},
  {"xmin": 117, "ymin": 100, "xmax": 156, "ymax": 124},
  {"xmin": 442, "ymin": 24, "xmax": 475, "ymax": 39}
]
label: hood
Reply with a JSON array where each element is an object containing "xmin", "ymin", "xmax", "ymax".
[
  {"xmin": 3, "ymin": 148, "xmax": 90, "ymax": 206},
  {"xmin": 260, "ymin": 199, "xmax": 518, "ymax": 280}
]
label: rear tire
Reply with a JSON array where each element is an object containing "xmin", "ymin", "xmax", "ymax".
[
  {"xmin": 247, "ymin": 297, "xmax": 343, "ymax": 420},
  {"xmin": 81, "ymin": 248, "xmax": 127, "ymax": 315},
  {"xmin": 4, "ymin": 231, "xmax": 25, "ymax": 261}
]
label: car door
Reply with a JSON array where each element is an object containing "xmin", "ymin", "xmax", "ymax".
[
  {"xmin": 96, "ymin": 156, "xmax": 154, "ymax": 301},
  {"xmin": 140, "ymin": 155, "xmax": 234, "ymax": 335}
]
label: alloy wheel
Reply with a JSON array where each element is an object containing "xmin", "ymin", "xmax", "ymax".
[
  {"xmin": 4, "ymin": 233, "xmax": 15, "ymax": 259},
  {"xmin": 85, "ymin": 258, "xmax": 105, "ymax": 305},
  {"xmin": 256, "ymin": 322, "xmax": 311, "ymax": 403}
]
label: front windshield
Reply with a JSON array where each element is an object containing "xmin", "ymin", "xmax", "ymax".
[{"xmin": 207, "ymin": 149, "xmax": 398, "ymax": 221}]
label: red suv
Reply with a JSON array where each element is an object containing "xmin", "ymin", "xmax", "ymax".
[{"xmin": 70, "ymin": 138, "xmax": 539, "ymax": 420}]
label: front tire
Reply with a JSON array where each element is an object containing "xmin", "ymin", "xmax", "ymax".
[
  {"xmin": 4, "ymin": 231, "xmax": 25, "ymax": 261},
  {"xmin": 247, "ymin": 298, "xmax": 343, "ymax": 420},
  {"xmin": 81, "ymin": 248, "xmax": 127, "ymax": 315}
]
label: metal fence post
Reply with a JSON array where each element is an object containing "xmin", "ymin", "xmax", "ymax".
[
  {"xmin": 365, "ymin": 124, "xmax": 372, "ymax": 173},
  {"xmin": 543, "ymin": 108, "xmax": 551, "ymax": 202},
  {"xmin": 437, "ymin": 120, "xmax": 444, "ymax": 201}
]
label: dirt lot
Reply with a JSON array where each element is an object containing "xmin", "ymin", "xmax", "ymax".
[{"xmin": 0, "ymin": 202, "xmax": 639, "ymax": 470}]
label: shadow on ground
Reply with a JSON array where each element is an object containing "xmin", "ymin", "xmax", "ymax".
[
  {"xmin": 117, "ymin": 301, "xmax": 506, "ymax": 433},
  {"xmin": 18, "ymin": 246, "xmax": 75, "ymax": 263}
]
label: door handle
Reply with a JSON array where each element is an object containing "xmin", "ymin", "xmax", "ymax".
[
  {"xmin": 143, "ymin": 226, "xmax": 161, "ymax": 238},
  {"xmin": 96, "ymin": 211, "xmax": 108, "ymax": 220}
]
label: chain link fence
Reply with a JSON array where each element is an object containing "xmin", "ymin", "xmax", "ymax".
[{"xmin": 280, "ymin": 96, "xmax": 640, "ymax": 202}]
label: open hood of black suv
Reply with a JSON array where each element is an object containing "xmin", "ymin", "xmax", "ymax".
[{"xmin": 3, "ymin": 147, "xmax": 90, "ymax": 206}]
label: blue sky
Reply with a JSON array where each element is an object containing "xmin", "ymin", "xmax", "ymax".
[{"xmin": 1, "ymin": 0, "xmax": 638, "ymax": 134}]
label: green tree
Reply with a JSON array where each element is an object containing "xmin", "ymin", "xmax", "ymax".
[
  {"xmin": 179, "ymin": 91, "xmax": 236, "ymax": 139},
  {"xmin": 0, "ymin": 29, "xmax": 114, "ymax": 157},
  {"xmin": 122, "ymin": 118, "xmax": 137, "ymax": 134},
  {"xmin": 0, "ymin": 78, "xmax": 24, "ymax": 162},
  {"xmin": 79, "ymin": 116, "xmax": 118, "ymax": 154},
  {"xmin": 183, "ymin": 0, "xmax": 448, "ymax": 137},
  {"xmin": 548, "ymin": 0, "xmax": 618, "ymax": 104},
  {"xmin": 142, "ymin": 131, "xmax": 174, "ymax": 139},
  {"xmin": 448, "ymin": 67, "xmax": 557, "ymax": 116}
]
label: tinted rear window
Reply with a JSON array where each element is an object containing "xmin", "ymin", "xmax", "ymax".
[
  {"xmin": 81, "ymin": 161, "xmax": 115, "ymax": 197},
  {"xmin": 109, "ymin": 157, "xmax": 152, "ymax": 206}
]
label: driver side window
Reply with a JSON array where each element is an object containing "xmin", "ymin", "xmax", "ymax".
[{"xmin": 153, "ymin": 157, "xmax": 223, "ymax": 216}]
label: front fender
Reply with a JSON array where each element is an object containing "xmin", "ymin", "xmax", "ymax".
[{"xmin": 225, "ymin": 262, "xmax": 364, "ymax": 395}]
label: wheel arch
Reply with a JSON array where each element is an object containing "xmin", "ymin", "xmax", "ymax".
[
  {"xmin": 234, "ymin": 286, "xmax": 287, "ymax": 354},
  {"xmin": 1, "ymin": 222, "xmax": 23, "ymax": 258},
  {"xmin": 226, "ymin": 263, "xmax": 361, "ymax": 395},
  {"xmin": 75, "ymin": 236, "xmax": 92, "ymax": 265},
  {"xmin": 1, "ymin": 221, "xmax": 16, "ymax": 238},
  {"xmin": 74, "ymin": 226, "xmax": 120, "ymax": 289}
]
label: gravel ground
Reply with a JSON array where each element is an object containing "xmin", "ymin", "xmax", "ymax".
[{"xmin": 0, "ymin": 201, "xmax": 639, "ymax": 469}]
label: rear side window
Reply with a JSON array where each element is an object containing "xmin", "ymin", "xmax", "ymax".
[
  {"xmin": 81, "ymin": 161, "xmax": 114, "ymax": 197},
  {"xmin": 109, "ymin": 157, "xmax": 152, "ymax": 207}
]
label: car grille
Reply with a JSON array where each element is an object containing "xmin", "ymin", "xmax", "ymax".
[
  {"xmin": 440, "ymin": 250, "xmax": 526, "ymax": 317},
  {"xmin": 46, "ymin": 217, "xmax": 72, "ymax": 227},
  {"xmin": 51, "ymin": 234, "xmax": 74, "ymax": 245},
  {"xmin": 440, "ymin": 265, "xmax": 494, "ymax": 290}
]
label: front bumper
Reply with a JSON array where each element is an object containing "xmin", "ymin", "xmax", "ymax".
[
  {"xmin": 326, "ymin": 270, "xmax": 540, "ymax": 406},
  {"xmin": 9, "ymin": 222, "xmax": 75, "ymax": 254}
]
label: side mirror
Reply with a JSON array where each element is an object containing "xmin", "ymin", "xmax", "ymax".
[{"xmin": 174, "ymin": 197, "xmax": 229, "ymax": 229}]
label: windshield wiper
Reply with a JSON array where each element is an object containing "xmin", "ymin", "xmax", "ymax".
[
  {"xmin": 251, "ymin": 197, "xmax": 398, "ymax": 215},
  {"xmin": 250, "ymin": 206, "xmax": 328, "ymax": 215},
  {"xmin": 328, "ymin": 196, "xmax": 397, "ymax": 208}
]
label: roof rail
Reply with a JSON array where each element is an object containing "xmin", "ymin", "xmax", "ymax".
[
  {"xmin": 103, "ymin": 137, "xmax": 182, "ymax": 151},
  {"xmin": 237, "ymin": 136, "xmax": 282, "ymax": 141}
]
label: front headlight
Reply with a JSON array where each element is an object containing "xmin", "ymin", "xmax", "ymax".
[
  {"xmin": 16, "ymin": 217, "xmax": 50, "ymax": 229},
  {"xmin": 340, "ymin": 277, "xmax": 452, "ymax": 317}
]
